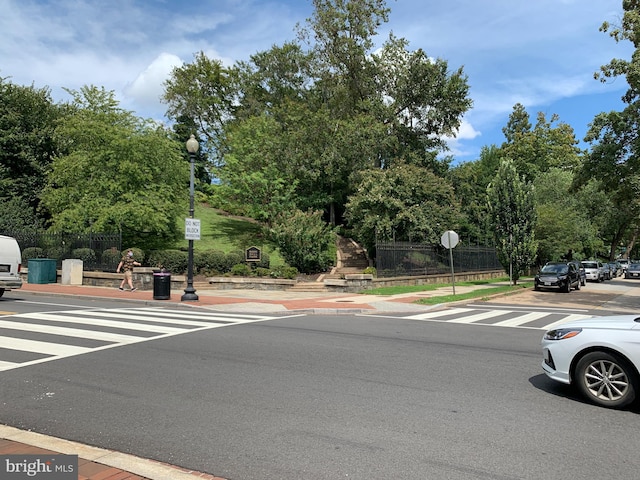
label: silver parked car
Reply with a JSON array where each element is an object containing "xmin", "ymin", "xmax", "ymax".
[
  {"xmin": 581, "ymin": 260, "xmax": 603, "ymax": 282},
  {"xmin": 625, "ymin": 263, "xmax": 640, "ymax": 279}
]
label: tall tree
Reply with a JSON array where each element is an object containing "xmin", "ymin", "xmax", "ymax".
[
  {"xmin": 534, "ymin": 168, "xmax": 605, "ymax": 263},
  {"xmin": 501, "ymin": 103, "xmax": 581, "ymax": 181},
  {"xmin": 0, "ymin": 78, "xmax": 60, "ymax": 228},
  {"xmin": 576, "ymin": 1, "xmax": 640, "ymax": 258},
  {"xmin": 487, "ymin": 158, "xmax": 537, "ymax": 283},
  {"xmin": 41, "ymin": 86, "xmax": 188, "ymax": 248},
  {"xmin": 447, "ymin": 145, "xmax": 502, "ymax": 245},
  {"xmin": 163, "ymin": 0, "xmax": 472, "ymax": 238},
  {"xmin": 162, "ymin": 51, "xmax": 234, "ymax": 178},
  {"xmin": 345, "ymin": 163, "xmax": 462, "ymax": 254}
]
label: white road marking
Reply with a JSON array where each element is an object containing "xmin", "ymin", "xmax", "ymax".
[{"xmin": 0, "ymin": 307, "xmax": 279, "ymax": 372}]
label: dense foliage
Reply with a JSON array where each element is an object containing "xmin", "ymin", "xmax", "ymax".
[
  {"xmin": 3, "ymin": 0, "xmax": 640, "ymax": 275},
  {"xmin": 40, "ymin": 86, "xmax": 188, "ymax": 249},
  {"xmin": 487, "ymin": 158, "xmax": 537, "ymax": 283}
]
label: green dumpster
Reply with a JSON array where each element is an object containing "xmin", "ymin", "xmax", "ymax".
[{"xmin": 27, "ymin": 258, "xmax": 57, "ymax": 284}]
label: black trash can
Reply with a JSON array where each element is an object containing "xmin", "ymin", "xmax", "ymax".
[{"xmin": 153, "ymin": 269, "xmax": 171, "ymax": 300}]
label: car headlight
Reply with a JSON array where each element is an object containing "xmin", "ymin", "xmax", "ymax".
[{"xmin": 543, "ymin": 328, "xmax": 582, "ymax": 340}]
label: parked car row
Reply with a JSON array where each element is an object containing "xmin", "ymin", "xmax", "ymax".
[{"xmin": 534, "ymin": 259, "xmax": 635, "ymax": 292}]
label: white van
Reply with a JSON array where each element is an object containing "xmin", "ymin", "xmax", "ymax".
[{"xmin": 0, "ymin": 235, "xmax": 23, "ymax": 296}]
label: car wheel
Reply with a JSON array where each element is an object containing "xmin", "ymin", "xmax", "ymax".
[
  {"xmin": 575, "ymin": 352, "xmax": 638, "ymax": 408},
  {"xmin": 564, "ymin": 280, "xmax": 571, "ymax": 293}
]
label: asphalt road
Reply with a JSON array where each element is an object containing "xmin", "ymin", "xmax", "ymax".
[{"xmin": 1, "ymin": 285, "xmax": 639, "ymax": 479}]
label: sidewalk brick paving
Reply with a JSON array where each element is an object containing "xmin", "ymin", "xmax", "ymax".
[{"xmin": 0, "ymin": 436, "xmax": 227, "ymax": 480}]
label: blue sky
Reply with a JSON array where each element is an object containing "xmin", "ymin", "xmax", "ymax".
[{"xmin": 0, "ymin": 0, "xmax": 632, "ymax": 163}]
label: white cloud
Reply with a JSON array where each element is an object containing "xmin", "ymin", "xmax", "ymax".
[
  {"xmin": 124, "ymin": 53, "xmax": 183, "ymax": 117},
  {"xmin": 0, "ymin": 0, "xmax": 632, "ymax": 162}
]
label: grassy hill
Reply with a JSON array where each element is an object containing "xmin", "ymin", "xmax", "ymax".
[{"xmin": 171, "ymin": 204, "xmax": 286, "ymax": 266}]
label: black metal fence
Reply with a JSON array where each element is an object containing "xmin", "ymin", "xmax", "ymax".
[
  {"xmin": 375, "ymin": 241, "xmax": 502, "ymax": 278},
  {"xmin": 6, "ymin": 231, "xmax": 122, "ymax": 272}
]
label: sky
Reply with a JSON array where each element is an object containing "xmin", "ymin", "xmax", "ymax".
[{"xmin": 0, "ymin": 0, "xmax": 633, "ymax": 163}]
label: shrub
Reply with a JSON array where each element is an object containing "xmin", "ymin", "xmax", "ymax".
[
  {"xmin": 146, "ymin": 250, "xmax": 188, "ymax": 273},
  {"xmin": 22, "ymin": 247, "xmax": 45, "ymax": 266},
  {"xmin": 270, "ymin": 266, "xmax": 299, "ymax": 279},
  {"xmin": 256, "ymin": 251, "xmax": 270, "ymax": 269},
  {"xmin": 71, "ymin": 248, "xmax": 96, "ymax": 265},
  {"xmin": 230, "ymin": 263, "xmax": 251, "ymax": 276},
  {"xmin": 101, "ymin": 248, "xmax": 121, "ymax": 269},
  {"xmin": 255, "ymin": 267, "xmax": 271, "ymax": 277},
  {"xmin": 269, "ymin": 209, "xmax": 335, "ymax": 274},
  {"xmin": 363, "ymin": 266, "xmax": 377, "ymax": 276},
  {"xmin": 224, "ymin": 251, "xmax": 244, "ymax": 271},
  {"xmin": 196, "ymin": 250, "xmax": 227, "ymax": 274}
]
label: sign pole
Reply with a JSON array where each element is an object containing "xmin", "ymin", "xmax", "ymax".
[
  {"xmin": 441, "ymin": 230, "xmax": 459, "ymax": 296},
  {"xmin": 448, "ymin": 232, "xmax": 456, "ymax": 295}
]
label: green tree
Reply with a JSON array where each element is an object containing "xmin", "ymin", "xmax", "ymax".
[
  {"xmin": 533, "ymin": 168, "xmax": 604, "ymax": 263},
  {"xmin": 0, "ymin": 78, "xmax": 60, "ymax": 226},
  {"xmin": 487, "ymin": 158, "xmax": 537, "ymax": 283},
  {"xmin": 41, "ymin": 86, "xmax": 188, "ymax": 248},
  {"xmin": 576, "ymin": 1, "xmax": 640, "ymax": 259},
  {"xmin": 345, "ymin": 163, "xmax": 462, "ymax": 254},
  {"xmin": 447, "ymin": 145, "xmax": 502, "ymax": 244},
  {"xmin": 500, "ymin": 103, "xmax": 582, "ymax": 181},
  {"xmin": 163, "ymin": 0, "xmax": 472, "ymax": 237},
  {"xmin": 218, "ymin": 113, "xmax": 298, "ymax": 224}
]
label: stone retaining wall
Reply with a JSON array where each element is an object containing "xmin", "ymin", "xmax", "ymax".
[{"xmin": 20, "ymin": 268, "xmax": 505, "ymax": 293}]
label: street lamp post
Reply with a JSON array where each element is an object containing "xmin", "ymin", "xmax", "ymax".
[{"xmin": 181, "ymin": 134, "xmax": 199, "ymax": 301}]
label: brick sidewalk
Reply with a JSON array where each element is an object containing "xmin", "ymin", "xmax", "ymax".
[{"xmin": 0, "ymin": 426, "xmax": 226, "ymax": 480}]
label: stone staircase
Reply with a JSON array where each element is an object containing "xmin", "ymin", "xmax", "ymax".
[{"xmin": 288, "ymin": 236, "xmax": 369, "ymax": 292}]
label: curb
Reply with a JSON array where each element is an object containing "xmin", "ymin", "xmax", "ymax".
[{"xmin": 0, "ymin": 425, "xmax": 226, "ymax": 480}]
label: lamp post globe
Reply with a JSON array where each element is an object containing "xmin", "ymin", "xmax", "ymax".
[{"xmin": 181, "ymin": 134, "xmax": 199, "ymax": 301}]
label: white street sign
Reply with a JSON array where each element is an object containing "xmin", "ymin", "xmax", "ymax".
[
  {"xmin": 185, "ymin": 218, "xmax": 201, "ymax": 240},
  {"xmin": 440, "ymin": 230, "xmax": 459, "ymax": 249}
]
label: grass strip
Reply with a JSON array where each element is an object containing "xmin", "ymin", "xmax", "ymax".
[{"xmin": 414, "ymin": 283, "xmax": 534, "ymax": 305}]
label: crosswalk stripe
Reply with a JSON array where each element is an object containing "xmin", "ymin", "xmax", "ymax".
[
  {"xmin": 106, "ymin": 308, "xmax": 269, "ymax": 320},
  {"xmin": 403, "ymin": 307, "xmax": 594, "ymax": 329},
  {"xmin": 0, "ymin": 336, "xmax": 91, "ymax": 356},
  {"xmin": 0, "ymin": 308, "xmax": 279, "ymax": 373},
  {"xmin": 447, "ymin": 310, "xmax": 514, "ymax": 324},
  {"xmin": 0, "ymin": 319, "xmax": 143, "ymax": 343},
  {"xmin": 19, "ymin": 312, "xmax": 187, "ymax": 334},
  {"xmin": 406, "ymin": 308, "xmax": 474, "ymax": 320},
  {"xmin": 61, "ymin": 310, "xmax": 223, "ymax": 327},
  {"xmin": 491, "ymin": 311, "xmax": 551, "ymax": 327}
]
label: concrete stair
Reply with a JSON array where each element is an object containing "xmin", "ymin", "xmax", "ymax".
[
  {"xmin": 288, "ymin": 281, "xmax": 330, "ymax": 292},
  {"xmin": 334, "ymin": 236, "xmax": 369, "ymax": 275},
  {"xmin": 287, "ymin": 236, "xmax": 369, "ymax": 291}
]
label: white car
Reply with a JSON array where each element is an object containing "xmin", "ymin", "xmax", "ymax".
[
  {"xmin": 0, "ymin": 235, "xmax": 23, "ymax": 297},
  {"xmin": 541, "ymin": 315, "xmax": 640, "ymax": 408},
  {"xmin": 580, "ymin": 260, "xmax": 603, "ymax": 282}
]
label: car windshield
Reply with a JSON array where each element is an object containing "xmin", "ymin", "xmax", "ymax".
[
  {"xmin": 582, "ymin": 262, "xmax": 597, "ymax": 269},
  {"xmin": 541, "ymin": 264, "xmax": 568, "ymax": 274}
]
